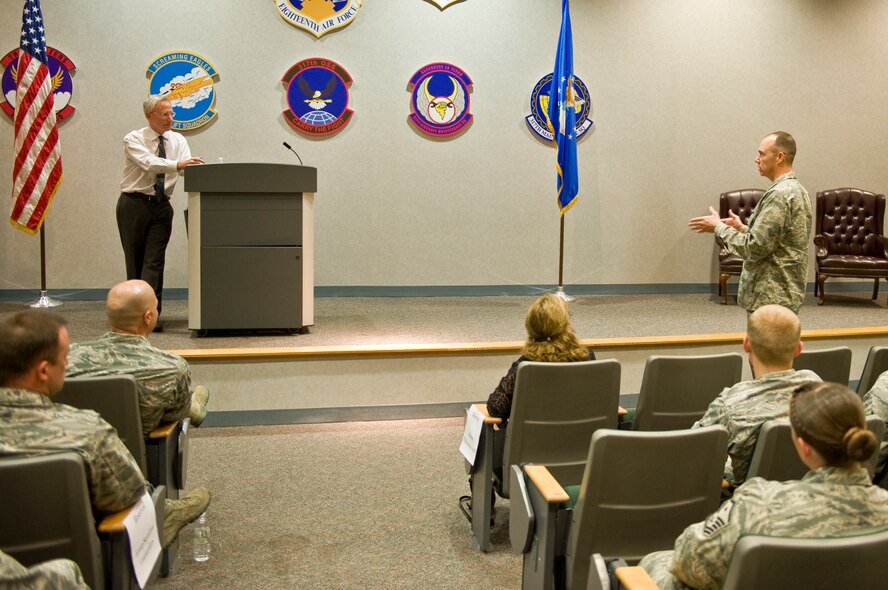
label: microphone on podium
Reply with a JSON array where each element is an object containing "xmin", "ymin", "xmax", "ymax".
[{"xmin": 282, "ymin": 141, "xmax": 304, "ymax": 166}]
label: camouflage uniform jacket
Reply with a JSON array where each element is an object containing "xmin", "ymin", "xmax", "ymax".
[
  {"xmin": 639, "ymin": 466, "xmax": 888, "ymax": 590},
  {"xmin": 864, "ymin": 370, "xmax": 888, "ymax": 473},
  {"xmin": 715, "ymin": 172, "xmax": 812, "ymax": 313},
  {"xmin": 693, "ymin": 368, "xmax": 821, "ymax": 485},
  {"xmin": 0, "ymin": 550, "xmax": 88, "ymax": 590},
  {"xmin": 0, "ymin": 387, "xmax": 146, "ymax": 515},
  {"xmin": 66, "ymin": 332, "xmax": 192, "ymax": 435}
]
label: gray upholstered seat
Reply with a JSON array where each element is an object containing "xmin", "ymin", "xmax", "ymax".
[
  {"xmin": 632, "ymin": 353, "xmax": 743, "ymax": 431},
  {"xmin": 0, "ymin": 451, "xmax": 164, "ymax": 590},
  {"xmin": 856, "ymin": 345, "xmax": 888, "ymax": 396},
  {"xmin": 792, "ymin": 346, "xmax": 852, "ymax": 385},
  {"xmin": 512, "ymin": 426, "xmax": 728, "ymax": 590},
  {"xmin": 462, "ymin": 359, "xmax": 620, "ymax": 552},
  {"xmin": 747, "ymin": 416, "xmax": 884, "ymax": 482},
  {"xmin": 54, "ymin": 374, "xmax": 188, "ymax": 575}
]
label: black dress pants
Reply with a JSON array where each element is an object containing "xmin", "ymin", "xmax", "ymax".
[{"xmin": 116, "ymin": 193, "xmax": 174, "ymax": 315}]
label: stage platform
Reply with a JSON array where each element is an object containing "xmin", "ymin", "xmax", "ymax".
[{"xmin": 3, "ymin": 291, "xmax": 887, "ymax": 426}]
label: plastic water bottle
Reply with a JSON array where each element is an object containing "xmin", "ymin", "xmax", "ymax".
[{"xmin": 192, "ymin": 511, "xmax": 210, "ymax": 562}]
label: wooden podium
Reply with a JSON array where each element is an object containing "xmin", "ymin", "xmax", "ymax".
[{"xmin": 183, "ymin": 163, "xmax": 317, "ymax": 332}]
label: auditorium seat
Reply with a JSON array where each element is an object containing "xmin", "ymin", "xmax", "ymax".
[
  {"xmin": 588, "ymin": 527, "xmax": 888, "ymax": 590},
  {"xmin": 718, "ymin": 189, "xmax": 764, "ymax": 305},
  {"xmin": 460, "ymin": 359, "xmax": 620, "ymax": 552},
  {"xmin": 814, "ymin": 187, "xmax": 888, "ymax": 306},
  {"xmin": 0, "ymin": 451, "xmax": 164, "ymax": 590},
  {"xmin": 792, "ymin": 346, "xmax": 852, "ymax": 385},
  {"xmin": 856, "ymin": 345, "xmax": 888, "ymax": 396},
  {"xmin": 511, "ymin": 426, "xmax": 727, "ymax": 590},
  {"xmin": 747, "ymin": 416, "xmax": 883, "ymax": 483},
  {"xmin": 630, "ymin": 353, "xmax": 743, "ymax": 431},
  {"xmin": 54, "ymin": 375, "xmax": 188, "ymax": 575}
]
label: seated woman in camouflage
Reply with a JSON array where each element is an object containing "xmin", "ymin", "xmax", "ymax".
[{"xmin": 638, "ymin": 382, "xmax": 888, "ymax": 590}]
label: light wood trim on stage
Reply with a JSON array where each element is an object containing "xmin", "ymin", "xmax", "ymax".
[
  {"xmin": 148, "ymin": 421, "xmax": 178, "ymax": 439},
  {"xmin": 170, "ymin": 325, "xmax": 888, "ymax": 362}
]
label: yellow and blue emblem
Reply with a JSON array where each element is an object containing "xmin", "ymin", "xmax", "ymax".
[
  {"xmin": 147, "ymin": 51, "xmax": 219, "ymax": 131},
  {"xmin": 526, "ymin": 72, "xmax": 592, "ymax": 143},
  {"xmin": 274, "ymin": 0, "xmax": 363, "ymax": 38},
  {"xmin": 1, "ymin": 45, "xmax": 75, "ymax": 121},
  {"xmin": 407, "ymin": 62, "xmax": 473, "ymax": 138},
  {"xmin": 282, "ymin": 58, "xmax": 353, "ymax": 137}
]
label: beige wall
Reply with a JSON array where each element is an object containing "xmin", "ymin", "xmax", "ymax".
[{"xmin": 2, "ymin": 0, "xmax": 887, "ymax": 292}]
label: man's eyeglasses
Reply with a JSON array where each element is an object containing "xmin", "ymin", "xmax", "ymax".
[{"xmin": 153, "ymin": 111, "xmax": 175, "ymax": 119}]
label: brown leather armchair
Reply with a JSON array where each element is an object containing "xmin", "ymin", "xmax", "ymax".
[
  {"xmin": 717, "ymin": 189, "xmax": 764, "ymax": 304},
  {"xmin": 814, "ymin": 188, "xmax": 888, "ymax": 305}
]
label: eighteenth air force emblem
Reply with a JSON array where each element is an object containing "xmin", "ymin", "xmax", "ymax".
[
  {"xmin": 147, "ymin": 51, "xmax": 219, "ymax": 131},
  {"xmin": 274, "ymin": 0, "xmax": 363, "ymax": 38},
  {"xmin": 526, "ymin": 72, "xmax": 592, "ymax": 143},
  {"xmin": 282, "ymin": 58, "xmax": 353, "ymax": 137},
  {"xmin": 1, "ymin": 46, "xmax": 75, "ymax": 121},
  {"xmin": 407, "ymin": 62, "xmax": 473, "ymax": 138}
]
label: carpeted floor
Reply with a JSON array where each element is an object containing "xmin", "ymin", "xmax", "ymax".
[
  {"xmin": 152, "ymin": 418, "xmax": 520, "ymax": 590},
  {"xmin": 2, "ymin": 291, "xmax": 886, "ymax": 351}
]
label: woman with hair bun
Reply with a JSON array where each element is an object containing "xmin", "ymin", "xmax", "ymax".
[{"xmin": 639, "ymin": 382, "xmax": 888, "ymax": 590}]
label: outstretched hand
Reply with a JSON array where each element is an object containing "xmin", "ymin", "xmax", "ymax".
[
  {"xmin": 722, "ymin": 209, "xmax": 746, "ymax": 231},
  {"xmin": 688, "ymin": 206, "xmax": 722, "ymax": 234}
]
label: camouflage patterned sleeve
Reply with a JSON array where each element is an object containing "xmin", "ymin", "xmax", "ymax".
[
  {"xmin": 693, "ymin": 390, "xmax": 728, "ymax": 430},
  {"xmin": 715, "ymin": 194, "xmax": 789, "ymax": 262},
  {"xmin": 669, "ymin": 479, "xmax": 771, "ymax": 590},
  {"xmin": 638, "ymin": 550, "xmax": 692, "ymax": 590},
  {"xmin": 81, "ymin": 420, "xmax": 148, "ymax": 514},
  {"xmin": 864, "ymin": 371, "xmax": 888, "ymax": 425},
  {"xmin": 0, "ymin": 551, "xmax": 89, "ymax": 590}
]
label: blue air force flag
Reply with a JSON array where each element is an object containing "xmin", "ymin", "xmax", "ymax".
[{"xmin": 547, "ymin": 0, "xmax": 579, "ymax": 215}]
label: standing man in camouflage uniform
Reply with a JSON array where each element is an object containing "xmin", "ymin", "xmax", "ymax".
[
  {"xmin": 640, "ymin": 382, "xmax": 888, "ymax": 590},
  {"xmin": 0, "ymin": 310, "xmax": 210, "ymax": 548},
  {"xmin": 66, "ymin": 279, "xmax": 209, "ymax": 435},
  {"xmin": 690, "ymin": 131, "xmax": 812, "ymax": 313},
  {"xmin": 693, "ymin": 304, "xmax": 820, "ymax": 486}
]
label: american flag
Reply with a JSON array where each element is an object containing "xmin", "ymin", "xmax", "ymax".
[{"xmin": 10, "ymin": 0, "xmax": 62, "ymax": 234}]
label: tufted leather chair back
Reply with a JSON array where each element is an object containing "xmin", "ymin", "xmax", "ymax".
[
  {"xmin": 719, "ymin": 189, "xmax": 763, "ymax": 224},
  {"xmin": 816, "ymin": 188, "xmax": 885, "ymax": 257}
]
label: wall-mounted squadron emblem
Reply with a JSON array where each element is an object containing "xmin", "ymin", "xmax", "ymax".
[
  {"xmin": 282, "ymin": 58, "xmax": 353, "ymax": 137},
  {"xmin": 525, "ymin": 72, "xmax": 592, "ymax": 143},
  {"xmin": 1, "ymin": 46, "xmax": 75, "ymax": 121},
  {"xmin": 147, "ymin": 51, "xmax": 219, "ymax": 131},
  {"xmin": 407, "ymin": 62, "xmax": 473, "ymax": 138},
  {"xmin": 274, "ymin": 0, "xmax": 363, "ymax": 38}
]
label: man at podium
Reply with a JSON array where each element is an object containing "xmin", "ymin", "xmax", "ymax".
[{"xmin": 116, "ymin": 96, "xmax": 204, "ymax": 331}]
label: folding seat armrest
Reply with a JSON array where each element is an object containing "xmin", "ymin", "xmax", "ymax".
[
  {"xmin": 148, "ymin": 421, "xmax": 178, "ymax": 439},
  {"xmin": 524, "ymin": 465, "xmax": 569, "ymax": 504},
  {"xmin": 615, "ymin": 566, "xmax": 660, "ymax": 590},
  {"xmin": 471, "ymin": 403, "xmax": 502, "ymax": 425}
]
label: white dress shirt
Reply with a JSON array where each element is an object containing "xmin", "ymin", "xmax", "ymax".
[{"xmin": 119, "ymin": 127, "xmax": 191, "ymax": 197}]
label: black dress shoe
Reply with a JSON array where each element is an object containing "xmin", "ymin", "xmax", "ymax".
[{"xmin": 152, "ymin": 321, "xmax": 164, "ymax": 333}]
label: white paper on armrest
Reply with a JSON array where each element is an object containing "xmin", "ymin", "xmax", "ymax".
[
  {"xmin": 124, "ymin": 491, "xmax": 161, "ymax": 589},
  {"xmin": 459, "ymin": 405, "xmax": 486, "ymax": 463}
]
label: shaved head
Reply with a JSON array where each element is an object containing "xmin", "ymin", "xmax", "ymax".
[{"xmin": 106, "ymin": 280, "xmax": 158, "ymax": 334}]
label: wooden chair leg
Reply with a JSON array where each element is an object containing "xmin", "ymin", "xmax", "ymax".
[
  {"xmin": 814, "ymin": 273, "xmax": 819, "ymax": 296},
  {"xmin": 818, "ymin": 275, "xmax": 826, "ymax": 305},
  {"xmin": 873, "ymin": 279, "xmax": 880, "ymax": 300},
  {"xmin": 719, "ymin": 273, "xmax": 729, "ymax": 305}
]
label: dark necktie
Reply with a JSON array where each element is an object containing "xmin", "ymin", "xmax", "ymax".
[{"xmin": 154, "ymin": 135, "xmax": 166, "ymax": 201}]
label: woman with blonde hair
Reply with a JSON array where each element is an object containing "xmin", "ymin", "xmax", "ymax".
[
  {"xmin": 639, "ymin": 382, "xmax": 888, "ymax": 590},
  {"xmin": 486, "ymin": 293, "xmax": 592, "ymax": 422}
]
